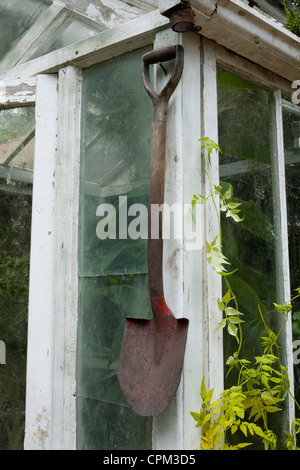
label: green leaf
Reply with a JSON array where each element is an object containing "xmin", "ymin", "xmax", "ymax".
[
  {"xmin": 236, "ymin": 409, "xmax": 245, "ymax": 419},
  {"xmin": 222, "ymin": 289, "xmax": 232, "ymax": 304},
  {"xmin": 226, "ymin": 353, "xmax": 238, "ymax": 366},
  {"xmin": 265, "ymin": 405, "xmax": 282, "ymax": 413},
  {"xmin": 227, "ymin": 202, "xmax": 242, "ymax": 210},
  {"xmin": 225, "ymin": 307, "xmax": 243, "ymax": 316},
  {"xmin": 231, "ymin": 424, "xmax": 238, "ymax": 435},
  {"xmin": 255, "ymin": 354, "xmax": 277, "ymax": 365},
  {"xmin": 201, "ymin": 377, "xmax": 207, "ymax": 401},
  {"xmin": 216, "ymin": 318, "xmax": 227, "ymax": 330},
  {"xmin": 199, "ymin": 137, "xmax": 222, "ymax": 164},
  {"xmin": 228, "ymin": 316, "xmax": 245, "ymax": 325},
  {"xmin": 274, "ymin": 302, "xmax": 292, "ymax": 315},
  {"xmin": 204, "ymin": 388, "xmax": 214, "ymax": 404},
  {"xmin": 207, "ymin": 245, "xmax": 230, "ymax": 274},
  {"xmin": 240, "ymin": 423, "xmax": 247, "ymax": 436},
  {"xmin": 235, "ymin": 442, "xmax": 253, "ymax": 449},
  {"xmin": 190, "ymin": 411, "xmax": 201, "ymax": 423},
  {"xmin": 202, "ymin": 413, "xmax": 211, "ymax": 425},
  {"xmin": 211, "ymin": 234, "xmax": 219, "ymax": 247},
  {"xmin": 228, "ymin": 323, "xmax": 239, "ymax": 341},
  {"xmin": 222, "ymin": 185, "xmax": 232, "ymax": 201},
  {"xmin": 206, "ymin": 240, "xmax": 212, "ymax": 254}
]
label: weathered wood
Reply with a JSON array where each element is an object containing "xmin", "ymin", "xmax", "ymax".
[
  {"xmin": 192, "ymin": 0, "xmax": 300, "ymax": 82},
  {"xmin": 62, "ymin": 0, "xmax": 153, "ymax": 27},
  {"xmin": 215, "ymin": 42, "xmax": 293, "ymax": 97},
  {"xmin": 0, "ymin": 77, "xmax": 36, "ymax": 107},
  {"xmin": 200, "ymin": 37, "xmax": 224, "ymax": 401},
  {"xmin": 52, "ymin": 65, "xmax": 82, "ymax": 450},
  {"xmin": 24, "ymin": 74, "xmax": 58, "ymax": 451},
  {"xmin": 0, "ymin": 165, "xmax": 33, "ymax": 185}
]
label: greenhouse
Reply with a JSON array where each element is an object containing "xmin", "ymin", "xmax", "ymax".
[{"xmin": 0, "ymin": 0, "xmax": 300, "ymax": 451}]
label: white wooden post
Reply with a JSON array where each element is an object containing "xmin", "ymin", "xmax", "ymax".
[
  {"xmin": 51, "ymin": 65, "xmax": 82, "ymax": 450},
  {"xmin": 200, "ymin": 37, "xmax": 223, "ymax": 398},
  {"xmin": 25, "ymin": 74, "xmax": 59, "ymax": 450},
  {"xmin": 151, "ymin": 29, "xmax": 204, "ymax": 451},
  {"xmin": 25, "ymin": 66, "xmax": 81, "ymax": 450}
]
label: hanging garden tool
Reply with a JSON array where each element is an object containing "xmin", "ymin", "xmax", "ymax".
[{"xmin": 118, "ymin": 45, "xmax": 189, "ymax": 417}]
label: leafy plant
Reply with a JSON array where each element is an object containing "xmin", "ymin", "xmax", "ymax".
[
  {"xmin": 190, "ymin": 138, "xmax": 300, "ymax": 450},
  {"xmin": 191, "ymin": 378, "xmax": 277, "ymax": 450},
  {"xmin": 284, "ymin": 0, "xmax": 300, "ymax": 37}
]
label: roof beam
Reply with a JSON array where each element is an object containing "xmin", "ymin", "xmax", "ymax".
[
  {"xmin": 158, "ymin": 0, "xmax": 300, "ymax": 82},
  {"xmin": 191, "ymin": 0, "xmax": 300, "ymax": 83}
]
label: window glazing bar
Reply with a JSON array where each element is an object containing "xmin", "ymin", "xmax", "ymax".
[{"xmin": 272, "ymin": 88, "xmax": 294, "ymax": 425}]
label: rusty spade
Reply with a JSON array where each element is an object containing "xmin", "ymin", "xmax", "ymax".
[{"xmin": 117, "ymin": 45, "xmax": 189, "ymax": 417}]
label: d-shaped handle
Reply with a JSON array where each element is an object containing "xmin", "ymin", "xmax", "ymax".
[{"xmin": 141, "ymin": 45, "xmax": 184, "ymax": 122}]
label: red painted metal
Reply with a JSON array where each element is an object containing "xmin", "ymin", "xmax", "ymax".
[{"xmin": 117, "ymin": 45, "xmax": 189, "ymax": 416}]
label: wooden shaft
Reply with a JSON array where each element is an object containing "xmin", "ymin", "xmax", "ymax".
[{"xmin": 148, "ymin": 120, "xmax": 167, "ymax": 301}]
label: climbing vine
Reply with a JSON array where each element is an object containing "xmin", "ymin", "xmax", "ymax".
[{"xmin": 190, "ymin": 138, "xmax": 300, "ymax": 450}]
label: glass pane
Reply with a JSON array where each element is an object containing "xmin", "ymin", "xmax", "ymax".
[
  {"xmin": 77, "ymin": 47, "xmax": 153, "ymax": 450},
  {"xmin": 0, "ymin": 107, "xmax": 35, "ymax": 170},
  {"xmin": 0, "ymin": 0, "xmax": 47, "ymax": 64},
  {"xmin": 29, "ymin": 16, "xmax": 99, "ymax": 60},
  {"xmin": 0, "ymin": 105, "xmax": 34, "ymax": 449},
  {"xmin": 282, "ymin": 100, "xmax": 300, "ymax": 420},
  {"xmin": 0, "ymin": 188, "xmax": 31, "ymax": 449},
  {"xmin": 217, "ymin": 67, "xmax": 286, "ymax": 448}
]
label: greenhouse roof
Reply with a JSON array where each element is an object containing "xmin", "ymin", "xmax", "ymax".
[
  {"xmin": 0, "ymin": 0, "xmax": 297, "ymax": 81},
  {"xmin": 0, "ymin": 0, "xmax": 155, "ymax": 74}
]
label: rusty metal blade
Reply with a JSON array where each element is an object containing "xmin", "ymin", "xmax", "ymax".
[{"xmin": 118, "ymin": 296, "xmax": 189, "ymax": 416}]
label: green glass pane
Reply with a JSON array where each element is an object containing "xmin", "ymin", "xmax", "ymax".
[
  {"xmin": 282, "ymin": 101, "xmax": 300, "ymax": 420},
  {"xmin": 0, "ymin": 189, "xmax": 31, "ymax": 449},
  {"xmin": 0, "ymin": 0, "xmax": 47, "ymax": 64},
  {"xmin": 0, "ymin": 106, "xmax": 33, "ymax": 448},
  {"xmin": 0, "ymin": 107, "xmax": 35, "ymax": 170},
  {"xmin": 77, "ymin": 46, "xmax": 153, "ymax": 450},
  {"xmin": 29, "ymin": 17, "xmax": 99, "ymax": 60},
  {"xmin": 217, "ymin": 67, "xmax": 288, "ymax": 448},
  {"xmin": 217, "ymin": 68, "xmax": 277, "ymax": 333},
  {"xmin": 79, "ymin": 47, "xmax": 152, "ymax": 277},
  {"xmin": 76, "ymin": 274, "xmax": 152, "ymax": 449}
]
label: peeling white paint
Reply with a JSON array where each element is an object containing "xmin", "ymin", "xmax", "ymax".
[
  {"xmin": 85, "ymin": 4, "xmax": 103, "ymax": 22},
  {"xmin": 0, "ymin": 78, "xmax": 36, "ymax": 106},
  {"xmin": 101, "ymin": 0, "xmax": 142, "ymax": 18},
  {"xmin": 84, "ymin": 0, "xmax": 148, "ymax": 28}
]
